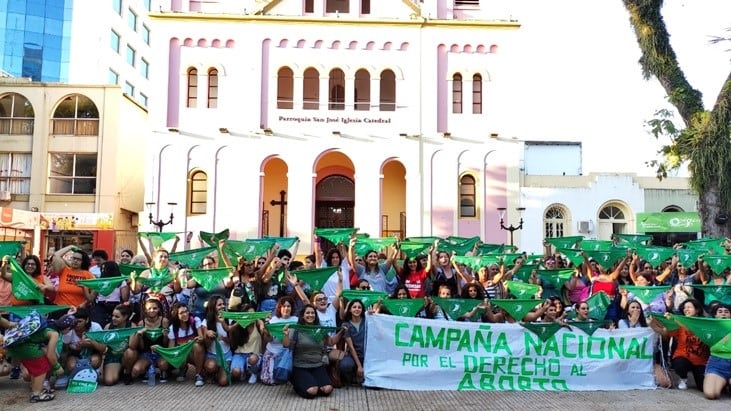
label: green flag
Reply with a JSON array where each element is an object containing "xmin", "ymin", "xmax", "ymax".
[
  {"xmin": 138, "ymin": 232, "xmax": 178, "ymax": 249},
  {"xmin": 225, "ymin": 240, "xmax": 274, "ymax": 261},
  {"xmin": 169, "ymin": 246, "xmax": 217, "ymax": 268},
  {"xmin": 522, "ymin": 322, "xmax": 564, "ymax": 342},
  {"xmin": 490, "ymin": 299, "xmax": 540, "ymax": 322},
  {"xmin": 670, "ymin": 314, "xmax": 731, "ymax": 347},
  {"xmin": 452, "ymin": 256, "xmax": 501, "ymax": 272},
  {"xmin": 380, "ymin": 299, "xmax": 425, "ymax": 317},
  {"xmin": 341, "ymin": 290, "xmax": 388, "ymax": 308},
  {"xmin": 221, "ymin": 311, "xmax": 270, "ymax": 328},
  {"xmin": 354, "ymin": 237, "xmax": 398, "ymax": 256},
  {"xmin": 586, "ymin": 292, "xmax": 611, "ymax": 320},
  {"xmin": 703, "ymin": 255, "xmax": 731, "ymax": 275},
  {"xmin": 545, "ymin": 236, "xmax": 583, "ymax": 250},
  {"xmin": 0, "ymin": 305, "xmax": 70, "ymax": 317},
  {"xmin": 432, "ymin": 297, "xmax": 484, "ymax": 320},
  {"xmin": 443, "ymin": 236, "xmax": 481, "ymax": 256},
  {"xmin": 264, "ymin": 320, "xmax": 297, "ymax": 340},
  {"xmin": 5, "ymin": 256, "xmax": 44, "ymax": 302},
  {"xmin": 188, "ymin": 268, "xmax": 232, "ymax": 291},
  {"xmin": 296, "ymin": 267, "xmax": 337, "ymax": 292},
  {"xmin": 262, "ymin": 236, "xmax": 299, "ymax": 250},
  {"xmin": 291, "ymin": 324, "xmax": 338, "ymax": 342},
  {"xmin": 155, "ymin": 340, "xmax": 197, "ymax": 369},
  {"xmin": 620, "ymin": 285, "xmax": 670, "ymax": 305},
  {"xmin": 85, "ymin": 327, "xmax": 142, "ymax": 353},
  {"xmin": 566, "ymin": 320, "xmax": 612, "ymax": 336},
  {"xmin": 579, "ymin": 240, "xmax": 614, "ymax": 251},
  {"xmin": 119, "ymin": 263, "xmax": 148, "ymax": 279},
  {"xmin": 200, "ymin": 229, "xmax": 230, "ymax": 247},
  {"xmin": 536, "ymin": 269, "xmax": 575, "ymax": 290},
  {"xmin": 635, "ymin": 246, "xmax": 676, "ymax": 267},
  {"xmin": 214, "ymin": 339, "xmax": 231, "ymax": 384},
  {"xmin": 685, "ymin": 238, "xmax": 725, "ymax": 253},
  {"xmin": 505, "ymin": 281, "xmax": 541, "ymax": 299},
  {"xmin": 694, "ymin": 284, "xmax": 731, "ymax": 305},
  {"xmin": 675, "ymin": 248, "xmax": 702, "ymax": 267},
  {"xmin": 314, "ymin": 228, "xmax": 356, "ymax": 245},
  {"xmin": 648, "ymin": 313, "xmax": 679, "ymax": 332},
  {"xmin": 404, "ymin": 236, "xmax": 442, "ymax": 244},
  {"xmin": 136, "ymin": 274, "xmax": 174, "ymax": 293},
  {"xmin": 76, "ymin": 276, "xmax": 127, "ymax": 297},
  {"xmin": 0, "ymin": 241, "xmax": 23, "ymax": 258},
  {"xmin": 613, "ymin": 233, "xmax": 652, "ymax": 246},
  {"xmin": 397, "ymin": 241, "xmax": 431, "ymax": 259}
]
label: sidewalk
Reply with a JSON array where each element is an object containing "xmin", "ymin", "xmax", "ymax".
[{"xmin": 1, "ymin": 378, "xmax": 729, "ymax": 411}]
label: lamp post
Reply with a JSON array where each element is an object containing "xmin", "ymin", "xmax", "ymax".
[
  {"xmin": 498, "ymin": 207, "xmax": 526, "ymax": 247},
  {"xmin": 147, "ymin": 202, "xmax": 177, "ymax": 232}
]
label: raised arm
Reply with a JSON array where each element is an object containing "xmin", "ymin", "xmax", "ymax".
[
  {"xmin": 137, "ymin": 237, "xmax": 153, "ymax": 265},
  {"xmin": 314, "ymin": 235, "xmax": 324, "ymax": 267},
  {"xmin": 347, "ymin": 237, "xmax": 357, "ymax": 270},
  {"xmin": 451, "ymin": 256, "xmax": 475, "ymax": 284},
  {"xmin": 655, "ymin": 255, "xmax": 678, "ymax": 284},
  {"xmin": 51, "ymin": 245, "xmax": 76, "ymax": 274},
  {"xmin": 218, "ymin": 239, "xmax": 233, "ymax": 268}
]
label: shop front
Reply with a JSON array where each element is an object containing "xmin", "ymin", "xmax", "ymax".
[
  {"xmin": 0, "ymin": 207, "xmax": 40, "ymax": 255},
  {"xmin": 636, "ymin": 212, "xmax": 700, "ymax": 246},
  {"xmin": 39, "ymin": 212, "xmax": 115, "ymax": 261}
]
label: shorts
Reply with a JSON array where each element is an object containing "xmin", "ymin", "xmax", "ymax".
[
  {"xmin": 705, "ymin": 355, "xmax": 731, "ymax": 380},
  {"xmin": 104, "ymin": 353, "xmax": 123, "ymax": 365},
  {"xmin": 232, "ymin": 352, "xmax": 260, "ymax": 372},
  {"xmin": 206, "ymin": 350, "xmax": 232, "ymax": 362},
  {"xmin": 142, "ymin": 352, "xmax": 158, "ymax": 364},
  {"xmin": 21, "ymin": 356, "xmax": 51, "ymax": 377}
]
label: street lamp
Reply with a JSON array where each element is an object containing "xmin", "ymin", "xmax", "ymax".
[
  {"xmin": 498, "ymin": 207, "xmax": 526, "ymax": 247},
  {"xmin": 147, "ymin": 202, "xmax": 177, "ymax": 232}
]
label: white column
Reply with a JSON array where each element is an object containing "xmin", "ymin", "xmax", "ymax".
[
  {"xmin": 293, "ymin": 74, "xmax": 304, "ymax": 110},
  {"xmin": 344, "ymin": 75, "xmax": 354, "ymax": 111},
  {"xmin": 319, "ymin": 75, "xmax": 329, "ymax": 110},
  {"xmin": 286, "ymin": 163, "xmax": 315, "ymax": 254},
  {"xmin": 370, "ymin": 76, "xmax": 380, "ymax": 111},
  {"xmin": 353, "ymin": 164, "xmax": 381, "ymax": 236}
]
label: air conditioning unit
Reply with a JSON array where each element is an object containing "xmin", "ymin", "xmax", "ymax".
[
  {"xmin": 577, "ymin": 220, "xmax": 592, "ymax": 234},
  {"xmin": 0, "ymin": 191, "xmax": 11, "ymax": 201}
]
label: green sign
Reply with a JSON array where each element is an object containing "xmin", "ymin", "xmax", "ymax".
[{"xmin": 636, "ymin": 212, "xmax": 700, "ymax": 233}]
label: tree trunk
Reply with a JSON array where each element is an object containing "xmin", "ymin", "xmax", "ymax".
[{"xmin": 698, "ymin": 183, "xmax": 731, "ymax": 238}]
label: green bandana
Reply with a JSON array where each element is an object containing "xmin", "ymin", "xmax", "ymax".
[
  {"xmin": 634, "ymin": 246, "xmax": 676, "ymax": 268},
  {"xmin": 620, "ymin": 286, "xmax": 670, "ymax": 305},
  {"xmin": 613, "ymin": 233, "xmax": 652, "ymax": 246},
  {"xmin": 214, "ymin": 339, "xmax": 231, "ymax": 384},
  {"xmin": 522, "ymin": 322, "xmax": 564, "ymax": 342},
  {"xmin": 314, "ymin": 228, "xmax": 356, "ymax": 245},
  {"xmin": 199, "ymin": 229, "xmax": 230, "ymax": 247},
  {"xmin": 490, "ymin": 299, "xmax": 540, "ymax": 322},
  {"xmin": 380, "ymin": 299, "xmax": 425, "ymax": 317},
  {"xmin": 648, "ymin": 313, "xmax": 679, "ymax": 332},
  {"xmin": 0, "ymin": 242, "xmax": 23, "ymax": 258},
  {"xmin": 432, "ymin": 297, "xmax": 484, "ymax": 321},
  {"xmin": 144, "ymin": 328, "xmax": 164, "ymax": 340},
  {"xmin": 85, "ymin": 327, "xmax": 142, "ymax": 354},
  {"xmin": 585, "ymin": 292, "xmax": 611, "ymax": 320},
  {"xmin": 505, "ymin": 281, "xmax": 541, "ymax": 299},
  {"xmin": 354, "ymin": 237, "xmax": 398, "ymax": 256},
  {"xmin": 545, "ymin": 236, "xmax": 584, "ymax": 250},
  {"xmin": 188, "ymin": 268, "xmax": 232, "ymax": 291},
  {"xmin": 138, "ymin": 232, "xmax": 178, "ymax": 248},
  {"xmin": 669, "ymin": 314, "xmax": 731, "ymax": 347},
  {"xmin": 223, "ymin": 240, "xmax": 274, "ymax": 261},
  {"xmin": 265, "ymin": 320, "xmax": 297, "ymax": 340},
  {"xmin": 566, "ymin": 320, "xmax": 612, "ymax": 336},
  {"xmin": 136, "ymin": 274, "xmax": 174, "ymax": 293},
  {"xmin": 296, "ymin": 267, "xmax": 338, "ymax": 292},
  {"xmin": 261, "ymin": 236, "xmax": 299, "ymax": 250},
  {"xmin": 169, "ymin": 246, "xmax": 217, "ymax": 268},
  {"xmin": 0, "ymin": 305, "xmax": 69, "ymax": 317},
  {"xmin": 76, "ymin": 276, "xmax": 127, "ymax": 297},
  {"xmin": 291, "ymin": 324, "xmax": 339, "ymax": 342},
  {"xmin": 341, "ymin": 290, "xmax": 388, "ymax": 308},
  {"xmin": 398, "ymin": 242, "xmax": 431, "ymax": 259},
  {"xmin": 693, "ymin": 284, "xmax": 731, "ymax": 305},
  {"xmin": 221, "ymin": 311, "xmax": 270, "ymax": 328},
  {"xmin": 155, "ymin": 340, "xmax": 197, "ymax": 369},
  {"xmin": 119, "ymin": 264, "xmax": 148, "ymax": 279},
  {"xmin": 702, "ymin": 255, "xmax": 731, "ymax": 275},
  {"xmin": 5, "ymin": 256, "xmax": 44, "ymax": 302}
]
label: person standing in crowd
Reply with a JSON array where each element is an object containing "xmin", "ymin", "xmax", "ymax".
[{"xmin": 50, "ymin": 245, "xmax": 96, "ymax": 311}]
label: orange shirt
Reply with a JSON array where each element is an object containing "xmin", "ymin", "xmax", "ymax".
[
  {"xmin": 670, "ymin": 326, "xmax": 710, "ymax": 366},
  {"xmin": 10, "ymin": 274, "xmax": 47, "ymax": 306},
  {"xmin": 55, "ymin": 266, "xmax": 94, "ymax": 308}
]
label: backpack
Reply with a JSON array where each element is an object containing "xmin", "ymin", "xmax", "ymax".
[{"xmin": 3, "ymin": 310, "xmax": 47, "ymax": 348}]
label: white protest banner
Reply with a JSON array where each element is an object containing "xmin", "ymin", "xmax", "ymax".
[{"xmin": 364, "ymin": 314, "xmax": 656, "ymax": 391}]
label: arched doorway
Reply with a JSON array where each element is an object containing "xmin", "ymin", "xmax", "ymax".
[
  {"xmin": 261, "ymin": 157, "xmax": 288, "ymax": 237},
  {"xmin": 597, "ymin": 202, "xmax": 630, "ymax": 240},
  {"xmin": 381, "ymin": 160, "xmax": 406, "ymax": 238},
  {"xmin": 315, "ymin": 175, "xmax": 354, "ymax": 228}
]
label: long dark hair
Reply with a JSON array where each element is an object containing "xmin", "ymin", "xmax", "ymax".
[
  {"xmin": 343, "ymin": 299, "xmax": 364, "ymax": 323},
  {"xmin": 205, "ymin": 295, "xmax": 226, "ymax": 333},
  {"xmin": 112, "ymin": 303, "xmax": 133, "ymax": 328},
  {"xmin": 296, "ymin": 304, "xmax": 320, "ymax": 325},
  {"xmin": 100, "ymin": 261, "xmax": 121, "ymax": 278},
  {"xmin": 21, "ymin": 255, "xmax": 42, "ymax": 277},
  {"xmin": 229, "ymin": 304, "xmax": 255, "ymax": 349},
  {"xmin": 170, "ymin": 302, "xmax": 193, "ymax": 338},
  {"xmin": 622, "ymin": 300, "xmax": 647, "ymax": 327}
]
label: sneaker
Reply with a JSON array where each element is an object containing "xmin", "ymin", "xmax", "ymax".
[
  {"xmin": 677, "ymin": 379, "xmax": 687, "ymax": 390},
  {"xmin": 159, "ymin": 371, "xmax": 168, "ymax": 383},
  {"xmin": 123, "ymin": 372, "xmax": 133, "ymax": 385},
  {"xmin": 248, "ymin": 373, "xmax": 258, "ymax": 384},
  {"xmin": 194, "ymin": 374, "xmax": 204, "ymax": 387},
  {"xmin": 55, "ymin": 375, "xmax": 68, "ymax": 388},
  {"xmin": 10, "ymin": 366, "xmax": 20, "ymax": 379}
]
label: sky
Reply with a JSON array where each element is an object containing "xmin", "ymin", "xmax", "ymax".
[{"xmin": 493, "ymin": 0, "xmax": 730, "ymax": 176}]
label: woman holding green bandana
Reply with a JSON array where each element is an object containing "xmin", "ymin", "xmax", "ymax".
[{"xmin": 125, "ymin": 297, "xmax": 170, "ymax": 384}]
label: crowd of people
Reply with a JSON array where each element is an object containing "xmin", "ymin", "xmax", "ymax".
[{"xmin": 1, "ymin": 232, "xmax": 730, "ymax": 403}]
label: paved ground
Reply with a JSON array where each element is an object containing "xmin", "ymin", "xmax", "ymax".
[{"xmin": 1, "ymin": 377, "xmax": 729, "ymax": 411}]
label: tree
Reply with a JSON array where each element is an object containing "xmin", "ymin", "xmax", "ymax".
[{"xmin": 622, "ymin": 0, "xmax": 731, "ymax": 237}]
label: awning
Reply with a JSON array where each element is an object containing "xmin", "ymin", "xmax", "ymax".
[{"xmin": 636, "ymin": 212, "xmax": 700, "ymax": 233}]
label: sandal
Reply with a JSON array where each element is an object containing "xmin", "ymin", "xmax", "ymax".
[{"xmin": 30, "ymin": 392, "xmax": 55, "ymax": 403}]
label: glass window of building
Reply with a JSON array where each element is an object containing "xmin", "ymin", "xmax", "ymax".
[
  {"xmin": 139, "ymin": 93, "xmax": 148, "ymax": 107},
  {"xmin": 188, "ymin": 170, "xmax": 208, "ymax": 215},
  {"xmin": 126, "ymin": 45, "xmax": 136, "ymax": 67},
  {"xmin": 141, "ymin": 58, "xmax": 149, "ymax": 79},
  {"xmin": 128, "ymin": 9, "xmax": 138, "ymax": 31},
  {"xmin": 108, "ymin": 68, "xmax": 119, "ymax": 85},
  {"xmin": 111, "ymin": 30, "xmax": 121, "ymax": 53},
  {"xmin": 113, "ymin": 0, "xmax": 122, "ymax": 14},
  {"xmin": 143, "ymin": 0, "xmax": 152, "ymax": 11},
  {"xmin": 0, "ymin": 93, "xmax": 35, "ymax": 135},
  {"xmin": 0, "ymin": 153, "xmax": 32, "ymax": 194},
  {"xmin": 459, "ymin": 174, "xmax": 476, "ymax": 217},
  {"xmin": 123, "ymin": 82, "xmax": 134, "ymax": 96},
  {"xmin": 48, "ymin": 153, "xmax": 97, "ymax": 195},
  {"xmin": 186, "ymin": 68, "xmax": 198, "ymax": 108},
  {"xmin": 142, "ymin": 24, "xmax": 150, "ymax": 45},
  {"xmin": 207, "ymin": 68, "xmax": 218, "ymax": 108},
  {"xmin": 51, "ymin": 94, "xmax": 99, "ymax": 136}
]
